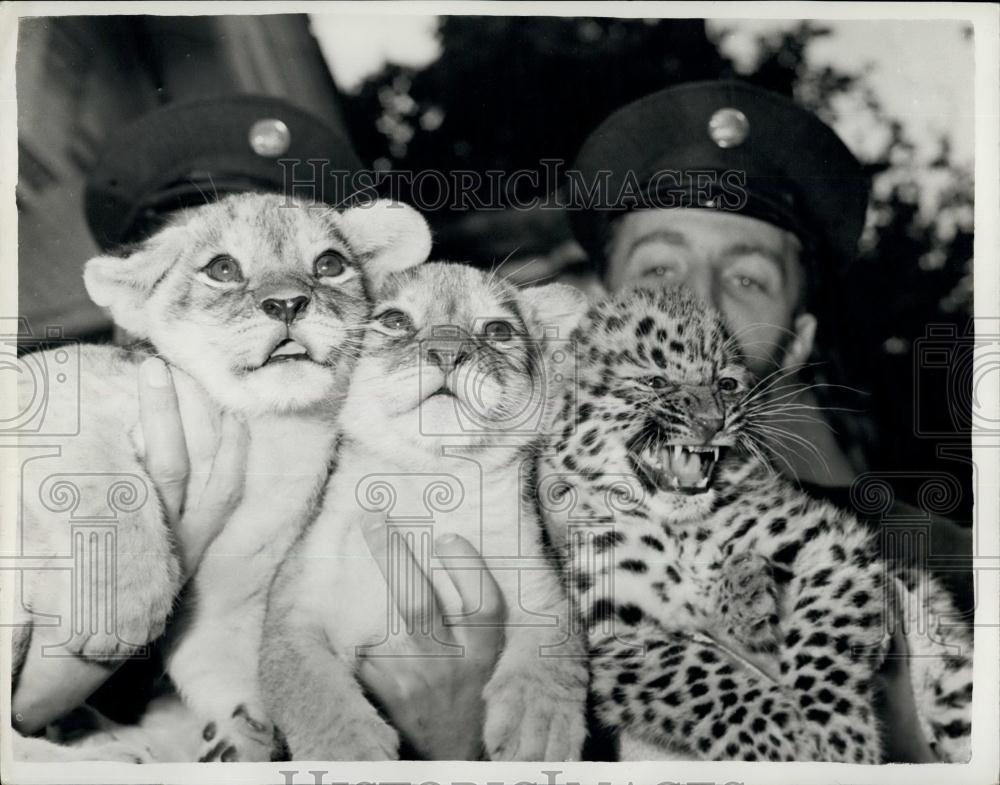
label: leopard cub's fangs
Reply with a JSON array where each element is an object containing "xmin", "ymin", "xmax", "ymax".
[
  {"xmin": 670, "ymin": 445, "xmax": 721, "ymax": 461},
  {"xmin": 641, "ymin": 445, "xmax": 721, "ymax": 464}
]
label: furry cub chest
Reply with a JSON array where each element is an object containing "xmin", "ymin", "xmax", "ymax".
[{"xmin": 572, "ymin": 503, "xmax": 731, "ymax": 623}]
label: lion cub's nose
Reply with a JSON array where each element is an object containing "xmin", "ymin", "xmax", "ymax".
[{"xmin": 261, "ymin": 296, "xmax": 309, "ymax": 324}]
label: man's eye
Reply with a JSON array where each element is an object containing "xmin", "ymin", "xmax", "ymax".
[
  {"xmin": 644, "ymin": 265, "xmax": 679, "ymax": 280},
  {"xmin": 376, "ymin": 309, "xmax": 411, "ymax": 332},
  {"xmin": 315, "ymin": 251, "xmax": 348, "ymax": 278},
  {"xmin": 728, "ymin": 272, "xmax": 766, "ymax": 292},
  {"xmin": 483, "ymin": 320, "xmax": 514, "ymax": 342},
  {"xmin": 203, "ymin": 255, "xmax": 244, "ymax": 283}
]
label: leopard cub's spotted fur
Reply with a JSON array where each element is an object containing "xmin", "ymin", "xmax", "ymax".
[{"xmin": 540, "ymin": 287, "xmax": 972, "ymax": 762}]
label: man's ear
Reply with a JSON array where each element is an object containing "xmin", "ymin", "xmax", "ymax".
[
  {"xmin": 339, "ymin": 200, "xmax": 432, "ymax": 289},
  {"xmin": 518, "ymin": 282, "xmax": 590, "ymax": 344},
  {"xmin": 781, "ymin": 312, "xmax": 817, "ymax": 370},
  {"xmin": 83, "ymin": 238, "xmax": 178, "ymax": 338}
]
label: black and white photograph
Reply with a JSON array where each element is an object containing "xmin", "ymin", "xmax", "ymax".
[{"xmin": 1, "ymin": 2, "xmax": 998, "ymax": 782}]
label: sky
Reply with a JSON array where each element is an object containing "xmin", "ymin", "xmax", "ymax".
[
  {"xmin": 706, "ymin": 19, "xmax": 975, "ymax": 167},
  {"xmin": 309, "ymin": 14, "xmax": 976, "ymax": 168},
  {"xmin": 310, "ymin": 13, "xmax": 440, "ymax": 92}
]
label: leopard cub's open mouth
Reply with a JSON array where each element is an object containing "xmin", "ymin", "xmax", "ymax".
[{"xmin": 629, "ymin": 442, "xmax": 724, "ymax": 494}]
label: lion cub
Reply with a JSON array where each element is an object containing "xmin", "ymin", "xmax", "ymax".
[
  {"xmin": 13, "ymin": 194, "xmax": 431, "ymax": 762},
  {"xmin": 261, "ymin": 263, "xmax": 590, "ymax": 760}
]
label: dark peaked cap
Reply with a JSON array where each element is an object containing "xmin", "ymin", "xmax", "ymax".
[
  {"xmin": 85, "ymin": 95, "xmax": 365, "ymax": 251},
  {"xmin": 568, "ymin": 80, "xmax": 869, "ymax": 267}
]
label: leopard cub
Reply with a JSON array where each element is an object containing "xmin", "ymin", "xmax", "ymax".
[{"xmin": 540, "ymin": 286, "xmax": 972, "ymax": 763}]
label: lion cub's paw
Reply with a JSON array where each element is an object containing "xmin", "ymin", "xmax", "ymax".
[
  {"xmin": 15, "ymin": 735, "xmax": 155, "ymax": 763},
  {"xmin": 75, "ymin": 738, "xmax": 157, "ymax": 763},
  {"xmin": 718, "ymin": 551, "xmax": 781, "ymax": 652},
  {"xmin": 70, "ymin": 557, "xmax": 179, "ymax": 660},
  {"xmin": 483, "ymin": 666, "xmax": 587, "ymax": 761},
  {"xmin": 198, "ymin": 703, "xmax": 277, "ymax": 762},
  {"xmin": 70, "ymin": 609, "xmax": 168, "ymax": 660},
  {"xmin": 315, "ymin": 703, "xmax": 401, "ymax": 761}
]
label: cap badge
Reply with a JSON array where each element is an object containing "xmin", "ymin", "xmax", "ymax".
[
  {"xmin": 249, "ymin": 118, "xmax": 291, "ymax": 157},
  {"xmin": 708, "ymin": 108, "xmax": 749, "ymax": 149}
]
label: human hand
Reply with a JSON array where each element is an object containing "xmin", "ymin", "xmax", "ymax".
[
  {"xmin": 357, "ymin": 525, "xmax": 505, "ymax": 760},
  {"xmin": 875, "ymin": 590, "xmax": 939, "ymax": 762},
  {"xmin": 138, "ymin": 357, "xmax": 248, "ymax": 577}
]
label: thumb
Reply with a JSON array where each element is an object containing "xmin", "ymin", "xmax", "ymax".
[{"xmin": 435, "ymin": 533, "xmax": 505, "ymax": 661}]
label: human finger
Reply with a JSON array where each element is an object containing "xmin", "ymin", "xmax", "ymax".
[
  {"xmin": 877, "ymin": 580, "xmax": 938, "ymax": 762},
  {"xmin": 362, "ymin": 519, "xmax": 437, "ymax": 636},
  {"xmin": 198, "ymin": 413, "xmax": 248, "ymax": 513},
  {"xmin": 138, "ymin": 358, "xmax": 189, "ymax": 524},
  {"xmin": 434, "ymin": 533, "xmax": 505, "ymax": 660},
  {"xmin": 175, "ymin": 413, "xmax": 248, "ymax": 576}
]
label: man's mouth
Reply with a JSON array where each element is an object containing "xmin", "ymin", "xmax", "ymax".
[
  {"xmin": 629, "ymin": 443, "xmax": 723, "ymax": 494},
  {"xmin": 264, "ymin": 339, "xmax": 313, "ymax": 365}
]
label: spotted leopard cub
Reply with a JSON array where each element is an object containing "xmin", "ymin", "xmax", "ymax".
[{"xmin": 540, "ymin": 287, "xmax": 972, "ymax": 763}]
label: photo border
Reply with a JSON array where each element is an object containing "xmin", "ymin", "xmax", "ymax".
[{"xmin": 1, "ymin": 2, "xmax": 996, "ymax": 784}]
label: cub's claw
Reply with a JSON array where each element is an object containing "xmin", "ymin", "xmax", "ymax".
[
  {"xmin": 197, "ymin": 704, "xmax": 276, "ymax": 762},
  {"xmin": 718, "ymin": 551, "xmax": 781, "ymax": 652}
]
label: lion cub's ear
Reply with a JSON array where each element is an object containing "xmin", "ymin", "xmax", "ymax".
[
  {"xmin": 338, "ymin": 200, "xmax": 431, "ymax": 288},
  {"xmin": 518, "ymin": 282, "xmax": 590, "ymax": 344},
  {"xmin": 83, "ymin": 229, "xmax": 181, "ymax": 338}
]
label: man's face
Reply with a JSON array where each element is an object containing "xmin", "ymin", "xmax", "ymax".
[{"xmin": 604, "ymin": 208, "xmax": 816, "ymax": 378}]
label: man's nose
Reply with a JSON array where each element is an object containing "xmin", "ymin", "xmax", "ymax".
[
  {"xmin": 260, "ymin": 295, "xmax": 309, "ymax": 324},
  {"xmin": 679, "ymin": 268, "xmax": 718, "ymax": 311}
]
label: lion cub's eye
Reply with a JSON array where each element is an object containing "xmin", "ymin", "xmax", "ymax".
[
  {"xmin": 718, "ymin": 376, "xmax": 741, "ymax": 393},
  {"xmin": 376, "ymin": 309, "xmax": 412, "ymax": 332},
  {"xmin": 645, "ymin": 376, "xmax": 670, "ymax": 390},
  {"xmin": 203, "ymin": 255, "xmax": 244, "ymax": 283},
  {"xmin": 314, "ymin": 251, "xmax": 348, "ymax": 278},
  {"xmin": 483, "ymin": 320, "xmax": 514, "ymax": 342}
]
